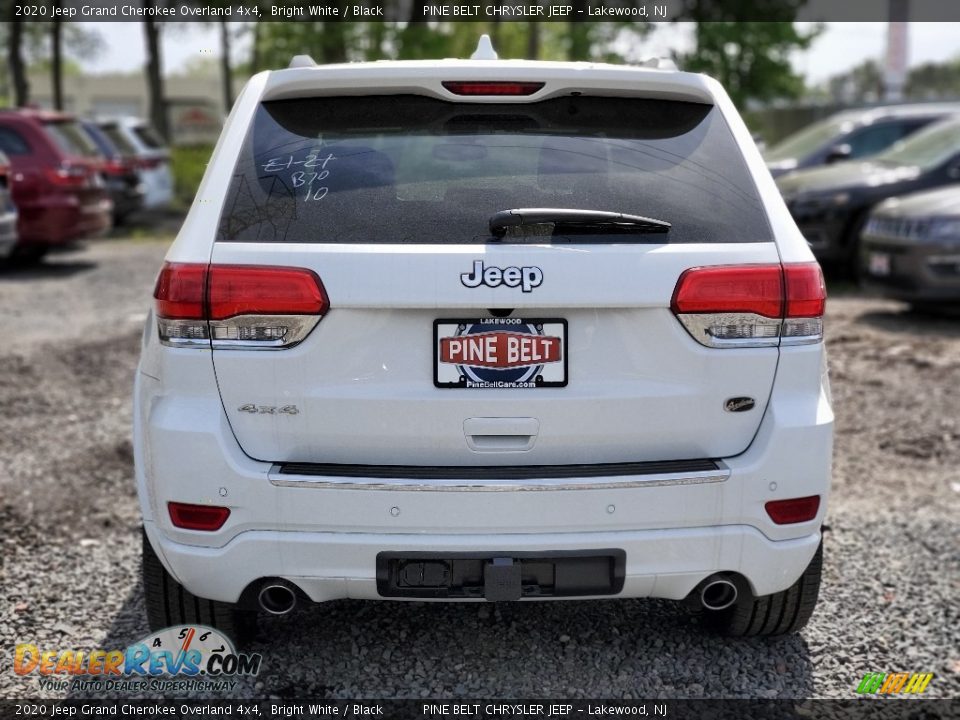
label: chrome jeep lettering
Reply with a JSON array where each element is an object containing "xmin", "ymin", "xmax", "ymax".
[{"xmin": 460, "ymin": 260, "xmax": 543, "ymax": 293}]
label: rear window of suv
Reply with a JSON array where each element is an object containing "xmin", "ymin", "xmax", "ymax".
[
  {"xmin": 133, "ymin": 125, "xmax": 165, "ymax": 150},
  {"xmin": 44, "ymin": 120, "xmax": 101, "ymax": 158},
  {"xmin": 217, "ymin": 95, "xmax": 771, "ymax": 244},
  {"xmin": 98, "ymin": 124, "xmax": 139, "ymax": 156}
]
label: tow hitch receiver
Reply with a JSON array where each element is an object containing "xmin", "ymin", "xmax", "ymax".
[
  {"xmin": 376, "ymin": 551, "xmax": 625, "ymax": 600},
  {"xmin": 484, "ymin": 557, "xmax": 522, "ymax": 601}
]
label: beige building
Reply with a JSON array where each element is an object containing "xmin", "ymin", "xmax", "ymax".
[{"xmin": 27, "ymin": 71, "xmax": 247, "ymax": 145}]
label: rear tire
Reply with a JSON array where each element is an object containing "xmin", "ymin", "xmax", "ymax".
[
  {"xmin": 702, "ymin": 541, "xmax": 823, "ymax": 636},
  {"xmin": 843, "ymin": 210, "xmax": 871, "ymax": 280},
  {"xmin": 141, "ymin": 528, "xmax": 257, "ymax": 646},
  {"xmin": 10, "ymin": 245, "xmax": 48, "ymax": 265}
]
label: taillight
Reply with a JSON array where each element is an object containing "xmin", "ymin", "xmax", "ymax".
[
  {"xmin": 103, "ymin": 157, "xmax": 131, "ymax": 176},
  {"xmin": 138, "ymin": 157, "xmax": 167, "ymax": 170},
  {"xmin": 154, "ymin": 263, "xmax": 207, "ymax": 320},
  {"xmin": 168, "ymin": 502, "xmax": 230, "ymax": 531},
  {"xmin": 442, "ymin": 81, "xmax": 544, "ymax": 96},
  {"xmin": 671, "ymin": 262, "xmax": 825, "ymax": 348},
  {"xmin": 781, "ymin": 263, "xmax": 826, "ymax": 344},
  {"xmin": 153, "ymin": 262, "xmax": 328, "ymax": 349},
  {"xmin": 45, "ymin": 163, "xmax": 90, "ymax": 188},
  {"xmin": 765, "ymin": 495, "xmax": 821, "ymax": 524}
]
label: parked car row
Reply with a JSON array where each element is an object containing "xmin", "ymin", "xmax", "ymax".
[
  {"xmin": 0, "ymin": 109, "xmax": 173, "ymax": 263},
  {"xmin": 766, "ymin": 105, "xmax": 960, "ymax": 307}
]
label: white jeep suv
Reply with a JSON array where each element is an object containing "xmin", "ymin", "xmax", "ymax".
[{"xmin": 135, "ymin": 42, "xmax": 832, "ymax": 642}]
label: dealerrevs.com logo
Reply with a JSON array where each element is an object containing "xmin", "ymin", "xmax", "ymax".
[{"xmin": 14, "ymin": 625, "xmax": 261, "ymax": 693}]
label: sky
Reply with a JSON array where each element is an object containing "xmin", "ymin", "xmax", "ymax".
[{"xmin": 81, "ymin": 22, "xmax": 960, "ymax": 86}]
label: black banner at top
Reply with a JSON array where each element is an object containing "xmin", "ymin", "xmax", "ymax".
[{"xmin": 10, "ymin": 0, "xmax": 960, "ymax": 23}]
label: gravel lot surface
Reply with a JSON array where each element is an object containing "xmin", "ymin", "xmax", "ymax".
[{"xmin": 1, "ymin": 239, "xmax": 958, "ymax": 700}]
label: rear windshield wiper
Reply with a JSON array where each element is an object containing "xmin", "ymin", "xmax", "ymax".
[{"xmin": 489, "ymin": 208, "xmax": 671, "ymax": 239}]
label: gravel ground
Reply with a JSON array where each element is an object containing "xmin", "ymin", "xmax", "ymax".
[{"xmin": 1, "ymin": 239, "xmax": 958, "ymax": 700}]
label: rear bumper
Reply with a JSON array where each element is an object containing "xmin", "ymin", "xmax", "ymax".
[
  {"xmin": 15, "ymin": 198, "xmax": 112, "ymax": 246},
  {"xmin": 0, "ymin": 210, "xmax": 18, "ymax": 258},
  {"xmin": 140, "ymin": 168, "xmax": 173, "ymax": 208},
  {"xmin": 135, "ymin": 337, "xmax": 833, "ymax": 604},
  {"xmin": 144, "ymin": 520, "xmax": 821, "ymax": 604},
  {"xmin": 106, "ymin": 179, "xmax": 146, "ymax": 218}
]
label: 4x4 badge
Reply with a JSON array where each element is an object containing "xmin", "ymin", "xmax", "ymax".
[
  {"xmin": 461, "ymin": 260, "xmax": 543, "ymax": 293},
  {"xmin": 238, "ymin": 404, "xmax": 299, "ymax": 415}
]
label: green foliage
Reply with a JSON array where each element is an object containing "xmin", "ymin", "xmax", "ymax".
[
  {"xmin": 674, "ymin": 1, "xmax": 819, "ymax": 109},
  {"xmin": 244, "ymin": 20, "xmax": 649, "ymax": 71},
  {"xmin": 23, "ymin": 57, "xmax": 85, "ymax": 77},
  {"xmin": 250, "ymin": 20, "xmax": 387, "ymax": 67},
  {"xmin": 814, "ymin": 55, "xmax": 960, "ymax": 104},
  {"xmin": 170, "ymin": 144, "xmax": 214, "ymax": 209},
  {"xmin": 0, "ymin": 14, "xmax": 102, "ymax": 105},
  {"xmin": 0, "ymin": 16, "xmax": 103, "ymax": 61},
  {"xmin": 823, "ymin": 59, "xmax": 884, "ymax": 104},
  {"xmin": 906, "ymin": 57, "xmax": 960, "ymax": 100}
]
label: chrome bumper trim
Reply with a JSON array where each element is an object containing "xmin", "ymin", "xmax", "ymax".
[{"xmin": 268, "ymin": 465, "xmax": 730, "ymax": 492}]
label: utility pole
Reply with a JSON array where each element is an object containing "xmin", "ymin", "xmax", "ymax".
[{"xmin": 884, "ymin": 0, "xmax": 909, "ymax": 101}]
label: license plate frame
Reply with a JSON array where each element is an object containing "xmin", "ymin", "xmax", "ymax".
[
  {"xmin": 433, "ymin": 317, "xmax": 568, "ymax": 389},
  {"xmin": 376, "ymin": 550, "xmax": 626, "ymax": 599}
]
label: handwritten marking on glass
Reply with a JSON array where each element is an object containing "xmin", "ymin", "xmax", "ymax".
[
  {"xmin": 263, "ymin": 152, "xmax": 337, "ymax": 202},
  {"xmin": 261, "ymin": 152, "xmax": 336, "ymax": 173}
]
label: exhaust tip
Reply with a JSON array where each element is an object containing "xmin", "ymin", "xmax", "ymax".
[
  {"xmin": 258, "ymin": 583, "xmax": 297, "ymax": 615},
  {"xmin": 700, "ymin": 578, "xmax": 738, "ymax": 611}
]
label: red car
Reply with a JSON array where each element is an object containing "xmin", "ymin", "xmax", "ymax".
[{"xmin": 0, "ymin": 109, "xmax": 112, "ymax": 260}]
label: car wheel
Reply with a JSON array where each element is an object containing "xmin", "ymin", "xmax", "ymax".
[
  {"xmin": 843, "ymin": 210, "xmax": 872, "ymax": 279},
  {"xmin": 702, "ymin": 541, "xmax": 823, "ymax": 636},
  {"xmin": 908, "ymin": 302, "xmax": 960, "ymax": 317},
  {"xmin": 141, "ymin": 528, "xmax": 257, "ymax": 646}
]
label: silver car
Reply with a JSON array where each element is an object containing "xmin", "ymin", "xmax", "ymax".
[{"xmin": 861, "ymin": 185, "xmax": 960, "ymax": 306}]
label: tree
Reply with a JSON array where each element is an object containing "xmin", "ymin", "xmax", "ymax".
[
  {"xmin": 527, "ymin": 21, "xmax": 540, "ymax": 60},
  {"xmin": 824, "ymin": 60, "xmax": 884, "ymax": 104},
  {"xmin": 568, "ymin": 1, "xmax": 591, "ymax": 60},
  {"xmin": 675, "ymin": 1, "xmax": 820, "ymax": 108},
  {"xmin": 906, "ymin": 58, "xmax": 960, "ymax": 100},
  {"xmin": 8, "ymin": 17, "xmax": 29, "ymax": 106},
  {"xmin": 219, "ymin": 20, "xmax": 234, "ymax": 111},
  {"xmin": 142, "ymin": 8, "xmax": 169, "ymax": 141},
  {"xmin": 244, "ymin": 19, "xmax": 650, "ymax": 73},
  {"xmin": 0, "ymin": 16, "xmax": 100, "ymax": 108},
  {"xmin": 50, "ymin": 2, "xmax": 64, "ymax": 110}
]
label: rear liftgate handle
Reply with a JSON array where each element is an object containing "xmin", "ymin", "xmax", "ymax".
[{"xmin": 463, "ymin": 417, "xmax": 540, "ymax": 453}]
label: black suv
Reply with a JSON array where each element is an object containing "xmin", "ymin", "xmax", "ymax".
[{"xmin": 777, "ymin": 116, "xmax": 960, "ymax": 270}]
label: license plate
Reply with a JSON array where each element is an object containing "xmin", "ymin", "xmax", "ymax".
[
  {"xmin": 868, "ymin": 252, "xmax": 891, "ymax": 277},
  {"xmin": 434, "ymin": 318, "xmax": 567, "ymax": 389}
]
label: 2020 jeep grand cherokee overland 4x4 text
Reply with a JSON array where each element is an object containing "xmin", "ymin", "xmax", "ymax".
[{"xmin": 135, "ymin": 41, "xmax": 832, "ymax": 642}]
